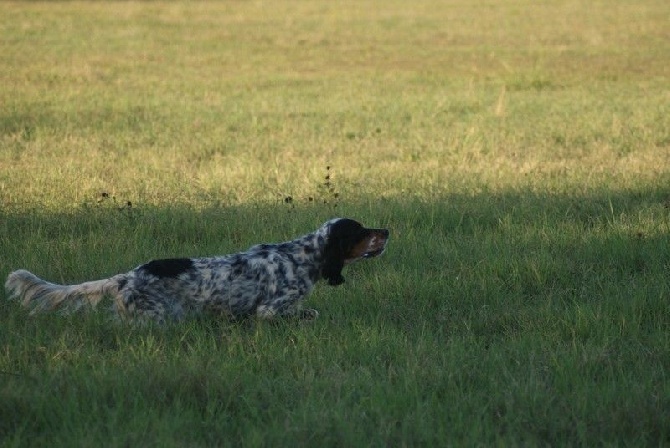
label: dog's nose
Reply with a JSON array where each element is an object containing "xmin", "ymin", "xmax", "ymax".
[{"xmin": 381, "ymin": 229, "xmax": 390, "ymax": 238}]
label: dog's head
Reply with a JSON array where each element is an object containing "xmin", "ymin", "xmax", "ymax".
[{"xmin": 320, "ymin": 218, "xmax": 389, "ymax": 286}]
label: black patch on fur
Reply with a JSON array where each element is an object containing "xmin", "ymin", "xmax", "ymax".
[
  {"xmin": 230, "ymin": 258, "xmax": 247, "ymax": 277},
  {"xmin": 141, "ymin": 258, "xmax": 194, "ymax": 279}
]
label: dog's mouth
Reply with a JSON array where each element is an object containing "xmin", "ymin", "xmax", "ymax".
[
  {"xmin": 362, "ymin": 247, "xmax": 386, "ymax": 258},
  {"xmin": 345, "ymin": 230, "xmax": 389, "ymax": 263}
]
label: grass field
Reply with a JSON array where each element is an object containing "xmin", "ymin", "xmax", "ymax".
[{"xmin": 1, "ymin": 0, "xmax": 670, "ymax": 445}]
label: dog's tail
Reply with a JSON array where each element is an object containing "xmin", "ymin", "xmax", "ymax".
[{"xmin": 5, "ymin": 269, "xmax": 125, "ymax": 314}]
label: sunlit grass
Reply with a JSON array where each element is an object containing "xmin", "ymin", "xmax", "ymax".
[{"xmin": 1, "ymin": 0, "xmax": 669, "ymax": 208}]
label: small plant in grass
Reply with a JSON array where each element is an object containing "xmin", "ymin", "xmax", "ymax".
[{"xmin": 280, "ymin": 165, "xmax": 341, "ymax": 211}]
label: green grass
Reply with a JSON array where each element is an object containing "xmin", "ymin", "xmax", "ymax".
[{"xmin": 1, "ymin": 0, "xmax": 670, "ymax": 445}]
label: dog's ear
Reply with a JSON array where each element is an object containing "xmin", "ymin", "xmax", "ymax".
[
  {"xmin": 320, "ymin": 218, "xmax": 365, "ymax": 286},
  {"xmin": 322, "ymin": 254, "xmax": 345, "ymax": 286},
  {"xmin": 321, "ymin": 230, "xmax": 349, "ymax": 286}
]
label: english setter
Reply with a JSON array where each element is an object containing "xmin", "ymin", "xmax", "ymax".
[{"xmin": 5, "ymin": 218, "xmax": 389, "ymax": 323}]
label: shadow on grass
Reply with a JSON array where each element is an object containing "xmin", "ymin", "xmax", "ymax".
[
  {"xmin": 1, "ymin": 184, "xmax": 668, "ymax": 296},
  {"xmin": 2, "ymin": 184, "xmax": 668, "ymax": 347},
  {"xmin": 1, "ymin": 185, "xmax": 669, "ymax": 446}
]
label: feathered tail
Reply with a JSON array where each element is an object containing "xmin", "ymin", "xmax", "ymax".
[{"xmin": 5, "ymin": 269, "xmax": 125, "ymax": 314}]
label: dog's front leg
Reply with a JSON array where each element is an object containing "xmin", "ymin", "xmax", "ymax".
[{"xmin": 255, "ymin": 292, "xmax": 318, "ymax": 320}]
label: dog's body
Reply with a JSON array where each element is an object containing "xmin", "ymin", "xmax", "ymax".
[{"xmin": 5, "ymin": 218, "xmax": 388, "ymax": 323}]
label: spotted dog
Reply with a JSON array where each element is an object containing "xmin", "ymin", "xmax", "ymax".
[{"xmin": 5, "ymin": 218, "xmax": 389, "ymax": 323}]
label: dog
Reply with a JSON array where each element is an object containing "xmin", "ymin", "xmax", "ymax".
[{"xmin": 5, "ymin": 218, "xmax": 389, "ymax": 323}]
